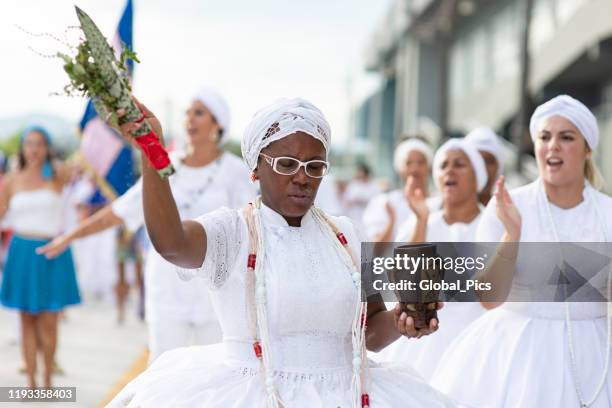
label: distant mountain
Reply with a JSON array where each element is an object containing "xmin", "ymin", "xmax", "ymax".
[{"xmin": 0, "ymin": 113, "xmax": 79, "ymax": 153}]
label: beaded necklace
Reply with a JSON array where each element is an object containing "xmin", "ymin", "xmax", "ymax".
[
  {"xmin": 176, "ymin": 155, "xmax": 223, "ymax": 216},
  {"xmin": 539, "ymin": 180, "xmax": 611, "ymax": 408},
  {"xmin": 243, "ymin": 197, "xmax": 370, "ymax": 408}
]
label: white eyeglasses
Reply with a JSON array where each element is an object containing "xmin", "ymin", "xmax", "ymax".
[{"xmin": 259, "ymin": 153, "xmax": 329, "ymax": 178}]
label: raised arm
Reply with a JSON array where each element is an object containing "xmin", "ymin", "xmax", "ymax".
[
  {"xmin": 476, "ymin": 236, "xmax": 518, "ymax": 309},
  {"xmin": 118, "ymin": 100, "xmax": 206, "ymax": 269},
  {"xmin": 405, "ymin": 177, "xmax": 429, "ymax": 243},
  {"xmin": 53, "ymin": 162, "xmax": 73, "ymax": 189},
  {"xmin": 475, "ymin": 176, "xmax": 521, "ymax": 309}
]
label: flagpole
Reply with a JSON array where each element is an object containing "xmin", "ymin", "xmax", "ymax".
[{"xmin": 77, "ymin": 0, "xmax": 136, "ymax": 201}]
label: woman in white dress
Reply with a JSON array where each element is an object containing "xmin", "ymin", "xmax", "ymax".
[
  {"xmin": 465, "ymin": 127, "xmax": 505, "ymax": 206},
  {"xmin": 431, "ymin": 95, "xmax": 612, "ymax": 407},
  {"xmin": 108, "ymin": 97, "xmax": 456, "ymax": 407},
  {"xmin": 372, "ymin": 139, "xmax": 487, "ymax": 379},
  {"xmin": 362, "ymin": 138, "xmax": 439, "ymax": 242},
  {"xmin": 343, "ymin": 163, "xmax": 382, "ymax": 229},
  {"xmin": 39, "ymin": 88, "xmax": 256, "ymax": 363}
]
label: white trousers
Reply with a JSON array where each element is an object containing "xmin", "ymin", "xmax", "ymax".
[{"xmin": 148, "ymin": 319, "xmax": 222, "ymax": 365}]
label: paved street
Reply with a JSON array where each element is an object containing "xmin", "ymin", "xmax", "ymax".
[{"xmin": 0, "ymin": 296, "xmax": 147, "ymax": 408}]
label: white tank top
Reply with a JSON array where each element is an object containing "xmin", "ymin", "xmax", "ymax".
[{"xmin": 8, "ymin": 189, "xmax": 64, "ymax": 237}]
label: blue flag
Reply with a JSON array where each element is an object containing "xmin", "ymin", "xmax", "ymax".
[{"xmin": 79, "ymin": 0, "xmax": 136, "ymax": 202}]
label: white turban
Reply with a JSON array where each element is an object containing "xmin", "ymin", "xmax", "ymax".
[
  {"xmin": 433, "ymin": 138, "xmax": 487, "ymax": 193},
  {"xmin": 393, "ymin": 138, "xmax": 434, "ymax": 173},
  {"xmin": 241, "ymin": 98, "xmax": 331, "ymax": 170},
  {"xmin": 529, "ymin": 95, "xmax": 599, "ymax": 149},
  {"xmin": 465, "ymin": 127, "xmax": 505, "ymax": 177},
  {"xmin": 192, "ymin": 87, "xmax": 231, "ymax": 143}
]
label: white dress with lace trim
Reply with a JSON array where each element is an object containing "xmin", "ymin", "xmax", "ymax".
[
  {"xmin": 430, "ymin": 181, "xmax": 612, "ymax": 408},
  {"xmin": 371, "ymin": 210, "xmax": 486, "ymax": 381},
  {"xmin": 109, "ymin": 204, "xmax": 457, "ymax": 407}
]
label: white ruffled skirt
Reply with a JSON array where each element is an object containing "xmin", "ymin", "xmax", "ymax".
[
  {"xmin": 430, "ymin": 303, "xmax": 612, "ymax": 408},
  {"xmin": 370, "ymin": 303, "xmax": 485, "ymax": 381},
  {"xmin": 107, "ymin": 342, "xmax": 458, "ymax": 407}
]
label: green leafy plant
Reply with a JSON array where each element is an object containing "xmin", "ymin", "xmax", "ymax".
[
  {"xmin": 56, "ymin": 6, "xmax": 174, "ymax": 178},
  {"xmin": 59, "ymin": 41, "xmax": 137, "ymax": 127}
]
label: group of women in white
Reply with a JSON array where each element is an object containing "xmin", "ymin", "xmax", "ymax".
[
  {"xmin": 362, "ymin": 94, "xmax": 611, "ymax": 408},
  {"xmin": 18, "ymin": 86, "xmax": 610, "ymax": 407}
]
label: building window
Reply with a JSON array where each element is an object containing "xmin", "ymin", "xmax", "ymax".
[
  {"xmin": 492, "ymin": 1, "xmax": 519, "ymax": 81},
  {"xmin": 530, "ymin": 0, "xmax": 556, "ymax": 51},
  {"xmin": 555, "ymin": 0, "xmax": 587, "ymax": 25},
  {"xmin": 472, "ymin": 25, "xmax": 490, "ymax": 90},
  {"xmin": 450, "ymin": 39, "xmax": 466, "ymax": 99}
]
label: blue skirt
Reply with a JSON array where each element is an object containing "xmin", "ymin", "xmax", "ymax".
[{"xmin": 1, "ymin": 234, "xmax": 81, "ymax": 313}]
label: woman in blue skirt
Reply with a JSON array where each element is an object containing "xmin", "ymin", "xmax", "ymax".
[{"xmin": 0, "ymin": 125, "xmax": 80, "ymax": 388}]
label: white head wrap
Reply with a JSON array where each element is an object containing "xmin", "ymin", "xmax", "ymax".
[
  {"xmin": 393, "ymin": 138, "xmax": 434, "ymax": 173},
  {"xmin": 465, "ymin": 127, "xmax": 505, "ymax": 177},
  {"xmin": 529, "ymin": 95, "xmax": 599, "ymax": 149},
  {"xmin": 241, "ymin": 98, "xmax": 331, "ymax": 171},
  {"xmin": 192, "ymin": 87, "xmax": 231, "ymax": 143},
  {"xmin": 433, "ymin": 138, "xmax": 487, "ymax": 193}
]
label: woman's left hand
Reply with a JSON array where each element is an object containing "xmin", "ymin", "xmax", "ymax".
[{"xmin": 393, "ymin": 302, "xmax": 443, "ymax": 339}]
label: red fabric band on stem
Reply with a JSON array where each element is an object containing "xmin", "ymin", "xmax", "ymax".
[{"xmin": 134, "ymin": 131, "xmax": 172, "ymax": 172}]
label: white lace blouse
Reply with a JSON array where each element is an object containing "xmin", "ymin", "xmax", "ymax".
[{"xmin": 178, "ymin": 204, "xmax": 364, "ymax": 372}]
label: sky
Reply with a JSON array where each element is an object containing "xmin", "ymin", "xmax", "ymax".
[{"xmin": 0, "ymin": 0, "xmax": 392, "ymax": 147}]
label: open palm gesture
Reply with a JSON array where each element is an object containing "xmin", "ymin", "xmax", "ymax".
[
  {"xmin": 404, "ymin": 176, "xmax": 429, "ymax": 220},
  {"xmin": 495, "ymin": 176, "xmax": 521, "ymax": 239}
]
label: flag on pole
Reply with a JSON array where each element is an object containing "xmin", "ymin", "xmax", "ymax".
[{"xmin": 78, "ymin": 0, "xmax": 136, "ymax": 200}]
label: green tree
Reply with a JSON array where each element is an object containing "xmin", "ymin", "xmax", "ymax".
[{"xmin": 0, "ymin": 131, "xmax": 21, "ymax": 156}]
